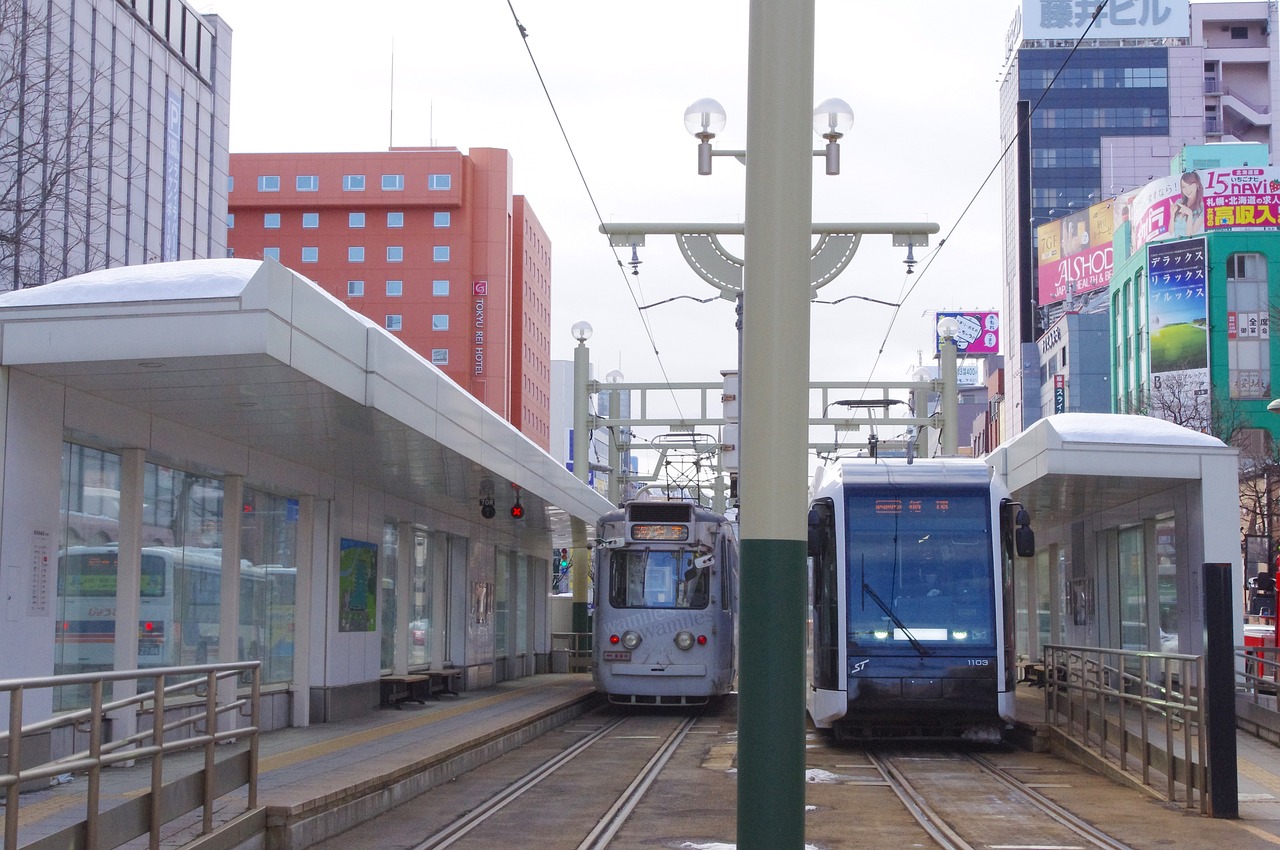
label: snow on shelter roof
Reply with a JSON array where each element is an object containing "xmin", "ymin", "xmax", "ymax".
[
  {"xmin": 1027, "ymin": 412, "xmax": 1226, "ymax": 449},
  {"xmin": 0, "ymin": 259, "xmax": 264, "ymax": 306}
]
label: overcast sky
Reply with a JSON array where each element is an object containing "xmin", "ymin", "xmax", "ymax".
[{"xmin": 198, "ymin": 1, "xmax": 1026, "ymax": 388}]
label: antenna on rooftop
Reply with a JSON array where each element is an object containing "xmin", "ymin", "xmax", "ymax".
[{"xmin": 388, "ymin": 40, "xmax": 395, "ymax": 149}]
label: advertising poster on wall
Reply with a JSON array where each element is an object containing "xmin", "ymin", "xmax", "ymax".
[
  {"xmin": 1036, "ymin": 199, "xmax": 1116, "ymax": 307},
  {"xmin": 1147, "ymin": 237, "xmax": 1209, "ymax": 424},
  {"xmin": 934, "ymin": 311, "xmax": 1000, "ymax": 355},
  {"xmin": 339, "ymin": 538, "xmax": 378, "ymax": 632}
]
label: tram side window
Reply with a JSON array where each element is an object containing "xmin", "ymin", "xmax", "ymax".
[{"xmin": 609, "ymin": 550, "xmax": 707, "ymax": 609}]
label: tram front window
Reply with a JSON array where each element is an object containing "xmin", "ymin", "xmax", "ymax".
[
  {"xmin": 609, "ymin": 549, "xmax": 708, "ymax": 609},
  {"xmin": 844, "ymin": 488, "xmax": 996, "ymax": 647}
]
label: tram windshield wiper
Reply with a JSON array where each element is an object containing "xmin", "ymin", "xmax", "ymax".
[{"xmin": 861, "ymin": 583, "xmax": 929, "ymax": 656}]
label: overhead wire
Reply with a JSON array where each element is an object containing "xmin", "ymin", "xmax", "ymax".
[
  {"xmin": 503, "ymin": 0, "xmax": 688, "ymax": 421},
  {"xmin": 846, "ymin": 0, "xmax": 1111, "ymax": 446}
]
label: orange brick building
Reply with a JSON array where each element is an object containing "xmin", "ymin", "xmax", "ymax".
[{"xmin": 227, "ymin": 147, "xmax": 552, "ymax": 450}]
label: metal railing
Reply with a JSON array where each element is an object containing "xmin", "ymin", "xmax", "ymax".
[
  {"xmin": 1, "ymin": 662, "xmax": 260, "ymax": 850},
  {"xmin": 1238, "ymin": 643, "xmax": 1280, "ymax": 705},
  {"xmin": 551, "ymin": 632, "xmax": 592, "ymax": 673},
  {"xmin": 1043, "ymin": 644, "xmax": 1206, "ymax": 812}
]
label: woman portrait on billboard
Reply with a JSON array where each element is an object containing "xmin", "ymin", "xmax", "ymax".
[{"xmin": 1171, "ymin": 171, "xmax": 1204, "ymax": 237}]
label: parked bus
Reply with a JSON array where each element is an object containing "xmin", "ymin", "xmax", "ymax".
[{"xmin": 55, "ymin": 545, "xmax": 270, "ymax": 675}]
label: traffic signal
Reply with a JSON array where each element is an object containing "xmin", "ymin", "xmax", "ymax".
[
  {"xmin": 479, "ymin": 497, "xmax": 495, "ymax": 519},
  {"xmin": 557, "ymin": 548, "xmax": 571, "ymax": 569},
  {"xmin": 510, "ymin": 499, "xmax": 524, "ymax": 519}
]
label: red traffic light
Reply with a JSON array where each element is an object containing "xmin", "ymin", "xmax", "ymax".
[{"xmin": 510, "ymin": 502, "xmax": 524, "ymax": 519}]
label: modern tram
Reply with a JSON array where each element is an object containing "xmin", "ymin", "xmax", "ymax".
[
  {"xmin": 591, "ymin": 489, "xmax": 739, "ymax": 706},
  {"xmin": 806, "ymin": 457, "xmax": 1035, "ymax": 740}
]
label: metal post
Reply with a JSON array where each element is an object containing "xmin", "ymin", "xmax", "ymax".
[
  {"xmin": 940, "ymin": 336, "xmax": 959, "ymax": 456},
  {"xmin": 1202, "ymin": 562, "xmax": 1239, "ymax": 818},
  {"xmin": 573, "ymin": 338, "xmax": 590, "ymax": 486},
  {"xmin": 738, "ymin": 1, "xmax": 814, "ymax": 847}
]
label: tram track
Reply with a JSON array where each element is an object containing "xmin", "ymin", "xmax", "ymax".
[
  {"xmin": 410, "ymin": 712, "xmax": 699, "ymax": 850},
  {"xmin": 868, "ymin": 747, "xmax": 1137, "ymax": 850}
]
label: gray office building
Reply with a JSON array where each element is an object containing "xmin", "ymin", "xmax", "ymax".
[
  {"xmin": 0, "ymin": 0, "xmax": 231, "ymax": 290},
  {"xmin": 997, "ymin": 0, "xmax": 1278, "ymax": 440}
]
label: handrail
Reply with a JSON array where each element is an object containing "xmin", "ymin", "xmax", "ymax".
[
  {"xmin": 1, "ymin": 662, "xmax": 260, "ymax": 850},
  {"xmin": 1043, "ymin": 644, "xmax": 1206, "ymax": 812}
]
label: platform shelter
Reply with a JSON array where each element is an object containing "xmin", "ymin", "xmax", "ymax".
[
  {"xmin": 0, "ymin": 258, "xmax": 612, "ymax": 734},
  {"xmin": 987, "ymin": 413, "xmax": 1243, "ymax": 666}
]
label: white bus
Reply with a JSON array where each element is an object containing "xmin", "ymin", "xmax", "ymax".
[{"xmin": 55, "ymin": 545, "xmax": 270, "ymax": 675}]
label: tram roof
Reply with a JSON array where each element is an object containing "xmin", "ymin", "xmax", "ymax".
[
  {"xmin": 986, "ymin": 413, "xmax": 1238, "ymax": 527},
  {"xmin": 0, "ymin": 258, "xmax": 612, "ymax": 537}
]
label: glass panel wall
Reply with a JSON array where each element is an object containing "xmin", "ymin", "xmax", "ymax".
[
  {"xmin": 240, "ymin": 488, "xmax": 299, "ymax": 684},
  {"xmin": 55, "ymin": 445, "xmax": 123, "ymax": 709},
  {"xmin": 408, "ymin": 530, "xmax": 434, "ymax": 668},
  {"xmin": 381, "ymin": 522, "xmax": 399, "ymax": 671},
  {"xmin": 516, "ymin": 556, "xmax": 529, "ymax": 657},
  {"xmin": 1156, "ymin": 515, "xmax": 1178, "ymax": 653},
  {"xmin": 1118, "ymin": 526, "xmax": 1146, "ymax": 651},
  {"xmin": 495, "ymin": 549, "xmax": 511, "ymax": 659}
]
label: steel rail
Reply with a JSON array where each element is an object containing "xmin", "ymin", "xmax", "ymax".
[
  {"xmin": 967, "ymin": 753, "xmax": 1136, "ymax": 850},
  {"xmin": 410, "ymin": 716, "xmax": 629, "ymax": 850},
  {"xmin": 576, "ymin": 715, "xmax": 697, "ymax": 850},
  {"xmin": 866, "ymin": 750, "xmax": 975, "ymax": 850}
]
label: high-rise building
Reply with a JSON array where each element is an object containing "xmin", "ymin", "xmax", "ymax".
[
  {"xmin": 0, "ymin": 0, "xmax": 232, "ymax": 290},
  {"xmin": 226, "ymin": 148, "xmax": 553, "ymax": 450},
  {"xmin": 997, "ymin": 0, "xmax": 1277, "ymax": 440}
]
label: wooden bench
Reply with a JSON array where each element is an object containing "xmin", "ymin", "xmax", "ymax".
[
  {"xmin": 425, "ymin": 669, "xmax": 462, "ymax": 698},
  {"xmin": 380, "ymin": 674, "xmax": 432, "ymax": 709}
]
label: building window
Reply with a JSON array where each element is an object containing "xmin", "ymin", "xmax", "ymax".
[
  {"xmin": 258, "ymin": 175, "xmax": 280, "ymax": 192},
  {"xmin": 348, "ymin": 280, "xmax": 364, "ymax": 297},
  {"xmin": 433, "ymin": 246, "xmax": 450, "ymax": 262},
  {"xmin": 349, "ymin": 212, "xmax": 365, "ymax": 228},
  {"xmin": 431, "ymin": 349, "xmax": 448, "ymax": 365},
  {"xmin": 434, "ymin": 212, "xmax": 450, "ymax": 228},
  {"xmin": 386, "ymin": 315, "xmax": 403, "ymax": 331},
  {"xmin": 263, "ymin": 247, "xmax": 280, "ymax": 261},
  {"xmin": 343, "ymin": 174, "xmax": 366, "ymax": 191},
  {"xmin": 432, "ymin": 279, "xmax": 450, "ymax": 296},
  {"xmin": 387, "ymin": 246, "xmax": 403, "ymax": 262},
  {"xmin": 263, "ymin": 213, "xmax": 281, "ymax": 229},
  {"xmin": 386, "ymin": 280, "xmax": 403, "ymax": 297},
  {"xmin": 432, "ymin": 314, "xmax": 449, "ymax": 331},
  {"xmin": 296, "ymin": 175, "xmax": 319, "ymax": 191},
  {"xmin": 428, "ymin": 174, "xmax": 451, "ymax": 190},
  {"xmin": 349, "ymin": 247, "xmax": 365, "ymax": 263},
  {"xmin": 382, "ymin": 174, "xmax": 404, "ymax": 191},
  {"xmin": 227, "ymin": 213, "xmax": 234, "ymax": 229},
  {"xmin": 302, "ymin": 247, "xmax": 318, "ymax": 263},
  {"xmin": 387, "ymin": 212, "xmax": 404, "ymax": 228},
  {"xmin": 302, "ymin": 212, "xmax": 319, "ymax": 228},
  {"xmin": 1226, "ymin": 252, "xmax": 1269, "ymax": 399},
  {"xmin": 1231, "ymin": 25, "xmax": 1249, "ymax": 39},
  {"xmin": 228, "ymin": 175, "xmax": 234, "ymax": 192}
]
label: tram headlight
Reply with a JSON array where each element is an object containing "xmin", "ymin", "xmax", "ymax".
[
  {"xmin": 675, "ymin": 631, "xmax": 695, "ymax": 651},
  {"xmin": 621, "ymin": 630, "xmax": 642, "ymax": 650},
  {"xmin": 873, "ymin": 629, "xmax": 890, "ymax": 640},
  {"xmin": 951, "ymin": 630, "xmax": 969, "ymax": 641}
]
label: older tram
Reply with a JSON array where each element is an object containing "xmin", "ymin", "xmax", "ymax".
[{"xmin": 592, "ymin": 490, "xmax": 739, "ymax": 706}]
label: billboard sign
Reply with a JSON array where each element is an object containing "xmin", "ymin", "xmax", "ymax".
[
  {"xmin": 1147, "ymin": 237, "xmax": 1209, "ymax": 424},
  {"xmin": 935, "ymin": 311, "xmax": 1000, "ymax": 355},
  {"xmin": 1123, "ymin": 167, "xmax": 1280, "ymax": 257},
  {"xmin": 1021, "ymin": 0, "xmax": 1189, "ymax": 40},
  {"xmin": 1036, "ymin": 199, "xmax": 1116, "ymax": 305}
]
